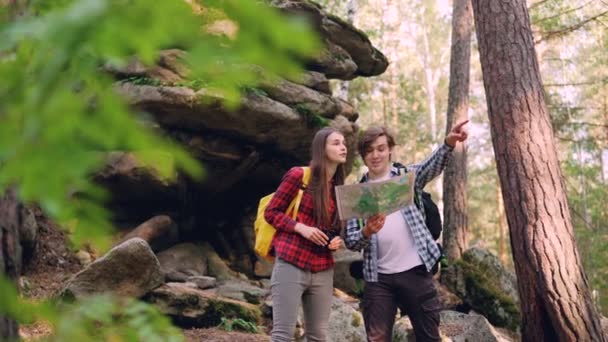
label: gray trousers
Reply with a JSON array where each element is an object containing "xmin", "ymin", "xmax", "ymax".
[{"xmin": 271, "ymin": 258, "xmax": 334, "ymax": 342}]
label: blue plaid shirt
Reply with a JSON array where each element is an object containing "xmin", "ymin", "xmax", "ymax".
[{"xmin": 345, "ymin": 144, "xmax": 452, "ymax": 282}]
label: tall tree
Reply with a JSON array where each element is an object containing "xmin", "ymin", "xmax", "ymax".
[
  {"xmin": 496, "ymin": 183, "xmax": 508, "ymax": 265},
  {"xmin": 472, "ymin": 1, "xmax": 606, "ymax": 341},
  {"xmin": 441, "ymin": 0, "xmax": 472, "ymax": 262}
]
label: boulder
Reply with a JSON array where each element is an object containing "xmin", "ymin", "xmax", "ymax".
[
  {"xmin": 440, "ymin": 310, "xmax": 517, "ymax": 341},
  {"xmin": 271, "ymin": 0, "xmax": 388, "ymax": 78},
  {"xmin": 145, "ymin": 282, "xmax": 262, "ymax": 328},
  {"xmin": 98, "ymin": 0, "xmax": 385, "ymax": 278},
  {"xmin": 157, "ymin": 242, "xmax": 207, "ymax": 281},
  {"xmin": 332, "ymin": 249, "xmax": 363, "ymax": 295},
  {"xmin": 327, "ymin": 296, "xmax": 367, "ymax": 342},
  {"xmin": 62, "ymin": 238, "xmax": 163, "ymax": 299},
  {"xmin": 214, "ymin": 280, "xmax": 270, "ymax": 305},
  {"xmin": 392, "ymin": 311, "xmax": 515, "ymax": 341},
  {"xmin": 441, "ymin": 247, "xmax": 520, "ymax": 330},
  {"xmin": 187, "ymin": 275, "xmax": 217, "ymax": 290}
]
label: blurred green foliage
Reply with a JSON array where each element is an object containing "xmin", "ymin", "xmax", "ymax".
[
  {"xmin": 0, "ymin": 0, "xmax": 320, "ymax": 339},
  {"xmin": 0, "ymin": 0, "xmax": 319, "ymax": 251}
]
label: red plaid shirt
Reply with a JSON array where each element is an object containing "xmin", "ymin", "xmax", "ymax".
[{"xmin": 264, "ymin": 167, "xmax": 339, "ymax": 272}]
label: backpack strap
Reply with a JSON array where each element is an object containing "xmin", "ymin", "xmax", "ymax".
[
  {"xmin": 289, "ymin": 167, "xmax": 310, "ymax": 219},
  {"xmin": 301, "ymin": 166, "xmax": 311, "ymax": 188}
]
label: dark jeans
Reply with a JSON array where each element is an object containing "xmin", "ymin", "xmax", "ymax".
[{"xmin": 362, "ymin": 265, "xmax": 441, "ymax": 342}]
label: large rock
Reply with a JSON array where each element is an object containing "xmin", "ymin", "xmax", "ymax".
[
  {"xmin": 439, "ymin": 311, "xmax": 516, "ymax": 342},
  {"xmin": 145, "ymin": 282, "xmax": 262, "ymax": 328},
  {"xmin": 62, "ymin": 238, "xmax": 163, "ymax": 299},
  {"xmin": 115, "ymin": 83, "xmax": 335, "ymax": 159},
  {"xmin": 332, "ymin": 249, "xmax": 363, "ymax": 295},
  {"xmin": 157, "ymin": 242, "xmax": 207, "ymax": 281},
  {"xmin": 442, "ymin": 247, "xmax": 520, "ymax": 330},
  {"xmin": 93, "ymin": 151, "xmax": 184, "ymax": 222},
  {"xmin": 392, "ymin": 311, "xmax": 515, "ymax": 341},
  {"xmin": 214, "ymin": 280, "xmax": 270, "ymax": 305},
  {"xmin": 271, "ymin": 0, "xmax": 388, "ymax": 78},
  {"xmin": 101, "ymin": 0, "xmax": 385, "ymax": 278},
  {"xmin": 200, "ymin": 242, "xmax": 240, "ymax": 281},
  {"xmin": 327, "ymin": 296, "xmax": 367, "ymax": 342},
  {"xmin": 296, "ymin": 71, "xmax": 331, "ymax": 94},
  {"xmin": 309, "ymin": 39, "xmax": 358, "ymax": 79},
  {"xmin": 103, "ymin": 49, "xmax": 187, "ymax": 83}
]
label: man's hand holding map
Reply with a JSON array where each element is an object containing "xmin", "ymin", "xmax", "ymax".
[{"xmin": 334, "ymin": 173, "xmax": 415, "ymax": 220}]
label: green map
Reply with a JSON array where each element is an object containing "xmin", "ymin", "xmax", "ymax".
[{"xmin": 334, "ymin": 173, "xmax": 415, "ymax": 220}]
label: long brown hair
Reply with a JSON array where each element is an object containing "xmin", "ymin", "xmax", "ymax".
[{"xmin": 308, "ymin": 127, "xmax": 346, "ymax": 229}]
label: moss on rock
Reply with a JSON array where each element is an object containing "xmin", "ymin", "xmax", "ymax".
[{"xmin": 455, "ymin": 255, "xmax": 520, "ymax": 330}]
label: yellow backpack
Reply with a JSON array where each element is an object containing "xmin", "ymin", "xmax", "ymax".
[{"xmin": 254, "ymin": 167, "xmax": 311, "ymax": 261}]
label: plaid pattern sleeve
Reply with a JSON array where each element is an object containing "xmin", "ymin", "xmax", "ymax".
[
  {"xmin": 409, "ymin": 143, "xmax": 453, "ymax": 190},
  {"xmin": 345, "ymin": 218, "xmax": 371, "ymax": 251},
  {"xmin": 264, "ymin": 167, "xmax": 338, "ymax": 272}
]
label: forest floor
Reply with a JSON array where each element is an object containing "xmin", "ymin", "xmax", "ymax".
[{"xmin": 16, "ymin": 210, "xmax": 271, "ymax": 341}]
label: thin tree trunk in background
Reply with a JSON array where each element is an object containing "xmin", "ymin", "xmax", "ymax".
[
  {"xmin": 0, "ymin": 189, "xmax": 22, "ymax": 339},
  {"xmin": 420, "ymin": 17, "xmax": 438, "ymax": 143},
  {"xmin": 417, "ymin": 8, "xmax": 445, "ymax": 205},
  {"xmin": 472, "ymin": 1, "xmax": 606, "ymax": 341},
  {"xmin": 577, "ymin": 143, "xmax": 592, "ymax": 226},
  {"xmin": 442, "ymin": 0, "xmax": 472, "ymax": 262},
  {"xmin": 603, "ymin": 96, "xmax": 607, "ymax": 185}
]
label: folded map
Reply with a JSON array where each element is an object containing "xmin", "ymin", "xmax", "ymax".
[{"xmin": 335, "ymin": 172, "xmax": 415, "ymax": 220}]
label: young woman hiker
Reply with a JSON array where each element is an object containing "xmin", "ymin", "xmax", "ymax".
[{"xmin": 264, "ymin": 127, "xmax": 347, "ymax": 342}]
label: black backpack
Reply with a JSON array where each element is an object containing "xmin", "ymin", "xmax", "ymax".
[{"xmin": 419, "ymin": 191, "xmax": 442, "ymax": 240}]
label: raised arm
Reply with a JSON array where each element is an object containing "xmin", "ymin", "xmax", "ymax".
[{"xmin": 411, "ymin": 120, "xmax": 469, "ymax": 189}]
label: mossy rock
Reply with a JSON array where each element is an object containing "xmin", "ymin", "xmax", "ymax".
[
  {"xmin": 145, "ymin": 283, "xmax": 262, "ymax": 329},
  {"xmin": 449, "ymin": 248, "xmax": 521, "ymax": 330},
  {"xmin": 201, "ymin": 297, "xmax": 261, "ymax": 327}
]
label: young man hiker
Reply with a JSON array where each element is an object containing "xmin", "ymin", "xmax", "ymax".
[{"xmin": 345, "ymin": 121, "xmax": 469, "ymax": 342}]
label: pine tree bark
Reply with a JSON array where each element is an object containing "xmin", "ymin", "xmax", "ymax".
[
  {"xmin": 442, "ymin": 0, "xmax": 472, "ymax": 262},
  {"xmin": 496, "ymin": 183, "xmax": 508, "ymax": 265},
  {"xmin": 0, "ymin": 189, "xmax": 22, "ymax": 339},
  {"xmin": 472, "ymin": 1, "xmax": 606, "ymax": 341}
]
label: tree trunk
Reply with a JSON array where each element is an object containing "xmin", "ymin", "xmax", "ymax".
[
  {"xmin": 496, "ymin": 183, "xmax": 508, "ymax": 265},
  {"xmin": 0, "ymin": 189, "xmax": 22, "ymax": 339},
  {"xmin": 472, "ymin": 1, "xmax": 606, "ymax": 341},
  {"xmin": 420, "ymin": 18, "xmax": 439, "ymax": 143},
  {"xmin": 441, "ymin": 0, "xmax": 472, "ymax": 262}
]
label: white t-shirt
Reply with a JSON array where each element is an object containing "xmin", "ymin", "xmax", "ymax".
[{"xmin": 369, "ymin": 172, "xmax": 423, "ymax": 274}]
